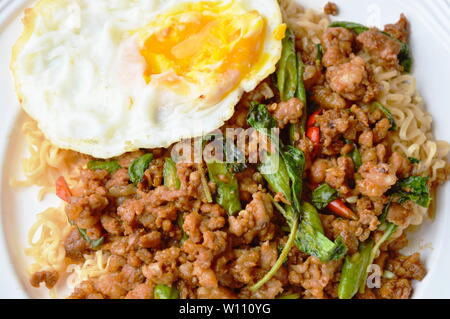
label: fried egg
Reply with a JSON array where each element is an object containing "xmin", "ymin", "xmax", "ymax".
[{"xmin": 11, "ymin": 0, "xmax": 284, "ymax": 158}]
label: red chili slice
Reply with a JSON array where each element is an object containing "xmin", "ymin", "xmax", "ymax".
[
  {"xmin": 307, "ymin": 110, "xmax": 321, "ymax": 128},
  {"xmin": 306, "ymin": 126, "xmax": 320, "ymax": 145},
  {"xmin": 56, "ymin": 176, "xmax": 72, "ymax": 202},
  {"xmin": 327, "ymin": 199, "xmax": 357, "ymax": 220}
]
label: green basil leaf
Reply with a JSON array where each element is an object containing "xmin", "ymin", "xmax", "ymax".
[
  {"xmin": 129, "ymin": 153, "xmax": 153, "ymax": 185},
  {"xmin": 247, "ymin": 102, "xmax": 277, "ymax": 132},
  {"xmin": 87, "ymin": 160, "xmax": 121, "ymax": 174},
  {"xmin": 259, "ymin": 152, "xmax": 292, "ymax": 206},
  {"xmin": 373, "ymin": 102, "xmax": 397, "ymax": 131},
  {"xmin": 77, "ymin": 227, "xmax": 104, "ymax": 250},
  {"xmin": 312, "ymin": 183, "xmax": 338, "ymax": 210},
  {"xmin": 328, "ymin": 21, "xmax": 369, "ymax": 34},
  {"xmin": 282, "ymin": 145, "xmax": 306, "ymax": 215},
  {"xmin": 297, "ymin": 202, "xmax": 347, "ymax": 262},
  {"xmin": 390, "ymin": 176, "xmax": 431, "ymax": 208}
]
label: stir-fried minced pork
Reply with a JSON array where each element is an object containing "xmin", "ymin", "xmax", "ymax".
[
  {"xmin": 268, "ymin": 98, "xmax": 304, "ymax": 129},
  {"xmin": 322, "ymin": 27, "xmax": 354, "ymax": 67},
  {"xmin": 323, "ymin": 2, "xmax": 338, "ymax": 16},
  {"xmin": 30, "ymin": 270, "xmax": 59, "ymax": 289},
  {"xmin": 326, "ymin": 56, "xmax": 379, "ymax": 102},
  {"xmin": 29, "ymin": 10, "xmax": 445, "ymax": 300},
  {"xmin": 356, "ymin": 28, "xmax": 402, "ymax": 67},
  {"xmin": 384, "ymin": 14, "xmax": 409, "ymax": 43}
]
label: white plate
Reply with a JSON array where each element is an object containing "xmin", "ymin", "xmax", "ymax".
[{"xmin": 1, "ymin": 0, "xmax": 450, "ymax": 299}]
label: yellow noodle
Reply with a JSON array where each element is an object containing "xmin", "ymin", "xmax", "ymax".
[
  {"xmin": 14, "ymin": 118, "xmax": 87, "ymax": 297},
  {"xmin": 376, "ymin": 69, "xmax": 450, "ymax": 184},
  {"xmin": 25, "ymin": 206, "xmax": 71, "ymax": 275},
  {"xmin": 66, "ymin": 251, "xmax": 111, "ymax": 289},
  {"xmin": 10, "ymin": 119, "xmax": 79, "ymax": 196},
  {"xmin": 280, "ymin": 0, "xmax": 330, "ymax": 47}
]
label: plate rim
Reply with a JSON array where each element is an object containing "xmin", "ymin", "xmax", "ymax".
[{"xmin": 0, "ymin": 0, "xmax": 449, "ymax": 299}]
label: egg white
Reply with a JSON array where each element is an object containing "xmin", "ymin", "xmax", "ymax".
[{"xmin": 11, "ymin": 0, "xmax": 283, "ymax": 158}]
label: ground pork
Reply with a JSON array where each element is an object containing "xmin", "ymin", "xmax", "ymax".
[
  {"xmin": 350, "ymin": 104, "xmax": 369, "ymax": 127},
  {"xmin": 322, "ymin": 27, "xmax": 354, "ymax": 67},
  {"xmin": 357, "ymin": 162, "xmax": 397, "ymax": 197},
  {"xmin": 268, "ymin": 98, "xmax": 304, "ymax": 129},
  {"xmin": 30, "ymin": 270, "xmax": 59, "ymax": 289},
  {"xmin": 304, "ymin": 64, "xmax": 324, "ymax": 90},
  {"xmin": 321, "ymin": 215, "xmax": 362, "ymax": 254},
  {"xmin": 100, "ymin": 213, "xmax": 123, "ymax": 235},
  {"xmin": 65, "ymin": 169, "xmax": 109, "ymax": 231},
  {"xmin": 373, "ymin": 118, "xmax": 391, "ymax": 143},
  {"xmin": 315, "ymin": 109, "xmax": 366, "ymax": 155},
  {"xmin": 139, "ymin": 231, "xmax": 162, "ymax": 249},
  {"xmin": 357, "ymin": 28, "xmax": 402, "ymax": 67},
  {"xmin": 231, "ymin": 248, "xmax": 260, "ymax": 284},
  {"xmin": 386, "ymin": 202, "xmax": 413, "ymax": 229},
  {"xmin": 250, "ymin": 278, "xmax": 284, "ymax": 299},
  {"xmin": 69, "ymin": 280, "xmax": 104, "ymax": 299},
  {"xmin": 324, "ymin": 156, "xmax": 354, "ymax": 194},
  {"xmin": 326, "ymin": 55, "xmax": 379, "ymax": 103},
  {"xmin": 384, "ymin": 14, "xmax": 409, "ymax": 43},
  {"xmin": 93, "ymin": 273, "xmax": 129, "ymax": 298},
  {"xmin": 323, "ymin": 2, "xmax": 338, "ymax": 15},
  {"xmin": 236, "ymin": 168, "xmax": 262, "ymax": 202},
  {"xmin": 288, "ymin": 256, "xmax": 342, "ymax": 299},
  {"xmin": 379, "ymin": 278, "xmax": 412, "ymax": 299},
  {"xmin": 326, "ymin": 56, "xmax": 368, "ymax": 101},
  {"xmin": 125, "ymin": 282, "xmax": 154, "ymax": 299},
  {"xmin": 310, "ymin": 158, "xmax": 331, "ymax": 185},
  {"xmin": 386, "ymin": 253, "xmax": 426, "ymax": 281},
  {"xmin": 105, "ymin": 168, "xmax": 129, "ymax": 189},
  {"xmin": 197, "ymin": 286, "xmax": 237, "ymax": 299},
  {"xmin": 228, "ymin": 192, "xmax": 274, "ymax": 244},
  {"xmin": 389, "ymin": 151, "xmax": 412, "ymax": 178},
  {"xmin": 64, "ymin": 228, "xmax": 90, "ymax": 261},
  {"xmin": 311, "ymin": 85, "xmax": 347, "ymax": 110},
  {"xmin": 143, "ymin": 158, "xmax": 164, "ymax": 188},
  {"xmin": 142, "ymin": 247, "xmax": 180, "ymax": 286},
  {"xmin": 260, "ymin": 241, "xmax": 278, "ymax": 270}
]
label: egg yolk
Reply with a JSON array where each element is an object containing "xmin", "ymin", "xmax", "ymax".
[{"xmin": 138, "ymin": 1, "xmax": 266, "ymax": 97}]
